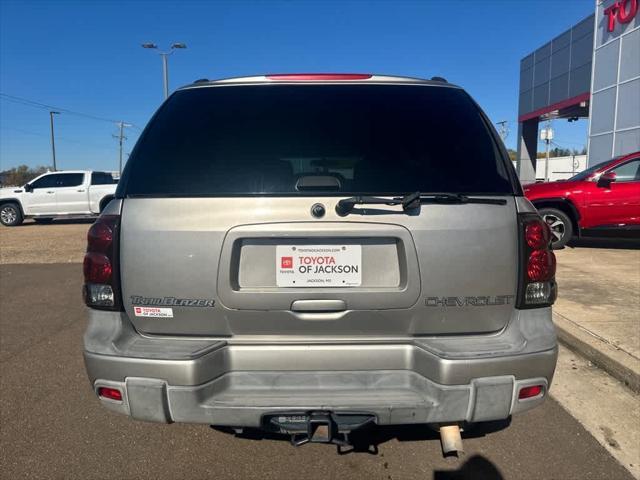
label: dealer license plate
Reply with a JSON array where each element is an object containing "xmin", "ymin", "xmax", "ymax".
[{"xmin": 276, "ymin": 245, "xmax": 362, "ymax": 287}]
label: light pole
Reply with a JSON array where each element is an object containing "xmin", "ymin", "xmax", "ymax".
[
  {"xmin": 141, "ymin": 43, "xmax": 187, "ymax": 99},
  {"xmin": 49, "ymin": 111, "xmax": 60, "ymax": 171}
]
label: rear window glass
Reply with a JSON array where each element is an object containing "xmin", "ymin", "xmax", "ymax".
[
  {"xmin": 91, "ymin": 172, "xmax": 117, "ymax": 185},
  {"xmin": 56, "ymin": 173, "xmax": 85, "ymax": 187},
  {"xmin": 122, "ymin": 85, "xmax": 513, "ymax": 196}
]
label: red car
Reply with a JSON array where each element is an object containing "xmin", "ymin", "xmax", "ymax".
[{"xmin": 524, "ymin": 151, "xmax": 640, "ymax": 248}]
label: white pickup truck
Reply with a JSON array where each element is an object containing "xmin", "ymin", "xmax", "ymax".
[{"xmin": 0, "ymin": 170, "xmax": 118, "ymax": 226}]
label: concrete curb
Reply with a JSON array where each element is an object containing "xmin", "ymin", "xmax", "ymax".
[{"xmin": 553, "ymin": 312, "xmax": 640, "ymax": 393}]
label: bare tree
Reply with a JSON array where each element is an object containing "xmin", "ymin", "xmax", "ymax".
[{"xmin": 0, "ymin": 165, "xmax": 50, "ymax": 187}]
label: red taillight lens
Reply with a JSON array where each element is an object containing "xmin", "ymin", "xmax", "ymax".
[
  {"xmin": 84, "ymin": 214, "xmax": 121, "ymax": 310},
  {"xmin": 83, "ymin": 252, "xmax": 112, "ymax": 283},
  {"xmin": 87, "ymin": 221, "xmax": 114, "ymax": 253},
  {"xmin": 518, "ymin": 385, "xmax": 543, "ymax": 399},
  {"xmin": 527, "ymin": 249, "xmax": 556, "ymax": 282},
  {"xmin": 525, "ymin": 221, "xmax": 549, "ymax": 250},
  {"xmin": 97, "ymin": 387, "xmax": 122, "ymax": 402}
]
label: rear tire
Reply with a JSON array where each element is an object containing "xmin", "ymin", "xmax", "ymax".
[
  {"xmin": 0, "ymin": 203, "xmax": 23, "ymax": 227},
  {"xmin": 538, "ymin": 208, "xmax": 573, "ymax": 249},
  {"xmin": 34, "ymin": 218, "xmax": 54, "ymax": 224}
]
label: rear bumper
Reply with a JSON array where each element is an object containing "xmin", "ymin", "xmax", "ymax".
[
  {"xmin": 91, "ymin": 368, "xmax": 552, "ymax": 427},
  {"xmin": 84, "ymin": 309, "xmax": 557, "ymax": 427}
]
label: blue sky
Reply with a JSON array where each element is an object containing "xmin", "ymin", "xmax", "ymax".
[{"xmin": 0, "ymin": 0, "xmax": 594, "ymax": 172}]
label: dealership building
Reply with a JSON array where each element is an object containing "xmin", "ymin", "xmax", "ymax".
[{"xmin": 516, "ymin": 0, "xmax": 639, "ymax": 183}]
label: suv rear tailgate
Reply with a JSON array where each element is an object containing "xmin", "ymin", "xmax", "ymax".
[{"xmin": 119, "ymin": 197, "xmax": 517, "ymax": 336}]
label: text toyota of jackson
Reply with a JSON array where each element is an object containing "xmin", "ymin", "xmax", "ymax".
[{"xmin": 82, "ymin": 74, "xmax": 558, "ymax": 453}]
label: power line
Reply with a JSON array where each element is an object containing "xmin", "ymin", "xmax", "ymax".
[
  {"xmin": 0, "ymin": 93, "xmax": 119, "ymax": 123},
  {"xmin": 0, "ymin": 93, "xmax": 141, "ymax": 129},
  {"xmin": 0, "ymin": 125, "xmax": 118, "ymax": 151}
]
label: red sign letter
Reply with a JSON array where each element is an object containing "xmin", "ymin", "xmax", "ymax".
[
  {"xmin": 605, "ymin": 0, "xmax": 639, "ymax": 31},
  {"xmin": 604, "ymin": 3, "xmax": 619, "ymax": 32},
  {"xmin": 618, "ymin": 0, "xmax": 638, "ymax": 24}
]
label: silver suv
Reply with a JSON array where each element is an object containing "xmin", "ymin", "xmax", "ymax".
[{"xmin": 82, "ymin": 74, "xmax": 558, "ymax": 451}]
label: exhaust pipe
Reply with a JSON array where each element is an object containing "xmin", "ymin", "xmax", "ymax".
[{"xmin": 439, "ymin": 425, "xmax": 464, "ymax": 456}]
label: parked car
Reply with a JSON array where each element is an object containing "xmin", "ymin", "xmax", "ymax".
[
  {"xmin": 0, "ymin": 170, "xmax": 117, "ymax": 226},
  {"xmin": 524, "ymin": 152, "xmax": 640, "ymax": 248},
  {"xmin": 82, "ymin": 74, "xmax": 558, "ymax": 453}
]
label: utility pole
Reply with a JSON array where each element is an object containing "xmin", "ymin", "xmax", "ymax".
[
  {"xmin": 496, "ymin": 120, "xmax": 509, "ymax": 143},
  {"xmin": 142, "ymin": 43, "xmax": 187, "ymax": 100},
  {"xmin": 540, "ymin": 121, "xmax": 554, "ymax": 183},
  {"xmin": 49, "ymin": 111, "xmax": 60, "ymax": 171},
  {"xmin": 113, "ymin": 122, "xmax": 132, "ymax": 173}
]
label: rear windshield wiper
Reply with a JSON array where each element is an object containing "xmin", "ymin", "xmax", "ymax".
[
  {"xmin": 401, "ymin": 192, "xmax": 508, "ymax": 207},
  {"xmin": 335, "ymin": 195, "xmax": 405, "ymax": 216},
  {"xmin": 336, "ymin": 192, "xmax": 507, "ymax": 215}
]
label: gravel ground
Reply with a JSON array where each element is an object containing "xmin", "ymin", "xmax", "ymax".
[{"xmin": 0, "ymin": 219, "xmax": 92, "ymax": 264}]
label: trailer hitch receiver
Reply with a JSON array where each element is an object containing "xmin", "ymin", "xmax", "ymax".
[{"xmin": 264, "ymin": 411, "xmax": 375, "ymax": 447}]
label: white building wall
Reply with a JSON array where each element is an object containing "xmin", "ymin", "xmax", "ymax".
[{"xmin": 512, "ymin": 155, "xmax": 588, "ymax": 182}]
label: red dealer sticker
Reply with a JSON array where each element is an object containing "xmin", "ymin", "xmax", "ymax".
[
  {"xmin": 133, "ymin": 306, "xmax": 174, "ymax": 318},
  {"xmin": 276, "ymin": 245, "xmax": 362, "ymax": 287}
]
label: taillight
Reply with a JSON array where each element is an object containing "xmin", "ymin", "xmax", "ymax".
[
  {"xmin": 83, "ymin": 252, "xmax": 112, "ymax": 283},
  {"xmin": 525, "ymin": 221, "xmax": 548, "ymax": 249},
  {"xmin": 527, "ymin": 250, "xmax": 556, "ymax": 282},
  {"xmin": 517, "ymin": 214, "xmax": 557, "ymax": 308},
  {"xmin": 83, "ymin": 214, "xmax": 122, "ymax": 310}
]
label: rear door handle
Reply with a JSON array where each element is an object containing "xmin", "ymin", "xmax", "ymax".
[
  {"xmin": 291, "ymin": 300, "xmax": 346, "ymax": 312},
  {"xmin": 77, "ymin": 189, "xmax": 86, "ymax": 192},
  {"xmin": 46, "ymin": 191, "xmax": 55, "ymax": 194}
]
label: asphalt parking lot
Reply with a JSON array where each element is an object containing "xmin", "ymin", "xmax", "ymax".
[{"xmin": 0, "ymin": 224, "xmax": 637, "ymax": 479}]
